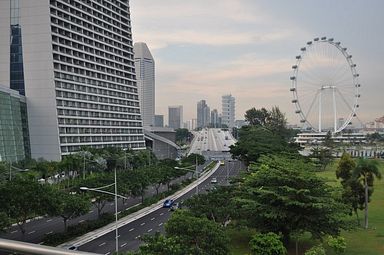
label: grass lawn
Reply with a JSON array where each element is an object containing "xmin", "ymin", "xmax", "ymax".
[{"xmin": 228, "ymin": 159, "xmax": 384, "ymax": 255}]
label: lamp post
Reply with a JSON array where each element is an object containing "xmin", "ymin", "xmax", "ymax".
[
  {"xmin": 80, "ymin": 168, "xmax": 127, "ymax": 253},
  {"xmin": 9, "ymin": 163, "xmax": 29, "ymax": 181},
  {"xmin": 175, "ymin": 158, "xmax": 199, "ymax": 195}
]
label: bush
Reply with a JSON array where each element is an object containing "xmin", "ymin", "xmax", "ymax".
[
  {"xmin": 249, "ymin": 232, "xmax": 286, "ymax": 255},
  {"xmin": 304, "ymin": 244, "xmax": 326, "ymax": 255},
  {"xmin": 327, "ymin": 236, "xmax": 346, "ymax": 254}
]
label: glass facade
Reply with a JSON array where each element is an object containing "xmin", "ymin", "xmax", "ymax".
[
  {"xmin": 0, "ymin": 87, "xmax": 30, "ymax": 162},
  {"xmin": 10, "ymin": 0, "xmax": 26, "ymax": 96}
]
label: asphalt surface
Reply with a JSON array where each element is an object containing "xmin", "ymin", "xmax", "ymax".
[
  {"xmin": 77, "ymin": 160, "xmax": 243, "ymax": 255},
  {"xmin": 189, "ymin": 128, "xmax": 236, "ymax": 154}
]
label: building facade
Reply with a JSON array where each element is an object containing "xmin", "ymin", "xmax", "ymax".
[
  {"xmin": 0, "ymin": 0, "xmax": 145, "ymax": 161},
  {"xmin": 210, "ymin": 109, "xmax": 219, "ymax": 128},
  {"xmin": 168, "ymin": 106, "xmax": 183, "ymax": 129},
  {"xmin": 197, "ymin": 100, "xmax": 210, "ymax": 128},
  {"xmin": 154, "ymin": 114, "xmax": 164, "ymax": 127},
  {"xmin": 222, "ymin": 94, "xmax": 235, "ymax": 128},
  {"xmin": 134, "ymin": 42, "xmax": 155, "ymax": 127},
  {"xmin": 0, "ymin": 85, "xmax": 30, "ymax": 162}
]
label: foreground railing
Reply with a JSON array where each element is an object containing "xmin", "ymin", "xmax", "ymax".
[{"xmin": 0, "ymin": 238, "xmax": 99, "ymax": 255}]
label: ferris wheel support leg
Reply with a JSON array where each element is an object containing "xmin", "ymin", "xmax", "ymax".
[
  {"xmin": 318, "ymin": 90, "xmax": 322, "ymax": 132},
  {"xmin": 333, "ymin": 87, "xmax": 337, "ymax": 133}
]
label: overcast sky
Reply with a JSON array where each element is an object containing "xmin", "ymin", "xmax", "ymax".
[{"xmin": 130, "ymin": 0, "xmax": 384, "ymax": 126}]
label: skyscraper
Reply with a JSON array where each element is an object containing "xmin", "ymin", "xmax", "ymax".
[
  {"xmin": 197, "ymin": 100, "xmax": 210, "ymax": 128},
  {"xmin": 222, "ymin": 94, "xmax": 235, "ymax": 128},
  {"xmin": 211, "ymin": 109, "xmax": 219, "ymax": 128},
  {"xmin": 154, "ymin": 115, "xmax": 164, "ymax": 127},
  {"xmin": 168, "ymin": 106, "xmax": 183, "ymax": 129},
  {"xmin": 0, "ymin": 0, "xmax": 145, "ymax": 160},
  {"xmin": 134, "ymin": 42, "xmax": 155, "ymax": 127}
]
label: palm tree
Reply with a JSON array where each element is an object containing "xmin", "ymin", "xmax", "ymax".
[{"xmin": 353, "ymin": 158, "xmax": 382, "ymax": 229}]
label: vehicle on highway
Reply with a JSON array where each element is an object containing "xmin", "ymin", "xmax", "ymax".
[
  {"xmin": 170, "ymin": 202, "xmax": 180, "ymax": 211},
  {"xmin": 220, "ymin": 161, "xmax": 225, "ymax": 165},
  {"xmin": 163, "ymin": 199, "xmax": 174, "ymax": 208},
  {"xmin": 211, "ymin": 177, "xmax": 218, "ymax": 184},
  {"xmin": 62, "ymin": 244, "xmax": 78, "ymax": 250}
]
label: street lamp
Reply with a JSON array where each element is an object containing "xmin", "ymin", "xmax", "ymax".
[
  {"xmin": 175, "ymin": 156, "xmax": 199, "ymax": 195},
  {"xmin": 80, "ymin": 168, "xmax": 127, "ymax": 253},
  {"xmin": 9, "ymin": 163, "xmax": 29, "ymax": 181}
]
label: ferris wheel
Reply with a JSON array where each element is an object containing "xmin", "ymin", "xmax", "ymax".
[{"xmin": 290, "ymin": 37, "xmax": 360, "ymax": 133}]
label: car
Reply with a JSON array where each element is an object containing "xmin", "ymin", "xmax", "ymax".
[
  {"xmin": 211, "ymin": 177, "xmax": 218, "ymax": 184},
  {"xmin": 163, "ymin": 199, "xmax": 174, "ymax": 208},
  {"xmin": 220, "ymin": 161, "xmax": 225, "ymax": 165},
  {"xmin": 62, "ymin": 244, "xmax": 78, "ymax": 250},
  {"xmin": 170, "ymin": 202, "xmax": 180, "ymax": 211}
]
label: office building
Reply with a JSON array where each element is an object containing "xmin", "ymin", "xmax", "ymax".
[
  {"xmin": 197, "ymin": 100, "xmax": 210, "ymax": 128},
  {"xmin": 134, "ymin": 42, "xmax": 155, "ymax": 127},
  {"xmin": 211, "ymin": 109, "xmax": 219, "ymax": 128},
  {"xmin": 222, "ymin": 94, "xmax": 235, "ymax": 128},
  {"xmin": 0, "ymin": 0, "xmax": 145, "ymax": 161},
  {"xmin": 0, "ymin": 85, "xmax": 30, "ymax": 162},
  {"xmin": 168, "ymin": 106, "xmax": 183, "ymax": 129},
  {"xmin": 154, "ymin": 114, "xmax": 164, "ymax": 127}
]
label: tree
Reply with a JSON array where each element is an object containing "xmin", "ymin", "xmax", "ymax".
[
  {"xmin": 336, "ymin": 153, "xmax": 364, "ymax": 224},
  {"xmin": 245, "ymin": 107, "xmax": 269, "ymax": 126},
  {"xmin": 184, "ymin": 186, "xmax": 235, "ymax": 226},
  {"xmin": 311, "ymin": 147, "xmax": 333, "ymax": 171},
  {"xmin": 249, "ymin": 232, "xmax": 286, "ymax": 255},
  {"xmin": 304, "ymin": 245, "xmax": 326, "ymax": 255},
  {"xmin": 165, "ymin": 210, "xmax": 230, "ymax": 255},
  {"xmin": 265, "ymin": 106, "xmax": 288, "ymax": 137},
  {"xmin": 327, "ymin": 235, "xmax": 347, "ymax": 254},
  {"xmin": 136, "ymin": 232, "xmax": 184, "ymax": 255},
  {"xmin": 175, "ymin": 128, "xmax": 191, "ymax": 145},
  {"xmin": 181, "ymin": 153, "xmax": 205, "ymax": 166},
  {"xmin": 353, "ymin": 158, "xmax": 382, "ymax": 229},
  {"xmin": 46, "ymin": 191, "xmax": 90, "ymax": 231},
  {"xmin": 0, "ymin": 212, "xmax": 10, "ymax": 233},
  {"xmin": 234, "ymin": 154, "xmax": 349, "ymax": 244}
]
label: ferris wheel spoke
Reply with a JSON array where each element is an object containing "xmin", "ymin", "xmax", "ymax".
[
  {"xmin": 304, "ymin": 89, "xmax": 321, "ymax": 121},
  {"xmin": 336, "ymin": 89, "xmax": 356, "ymax": 113}
]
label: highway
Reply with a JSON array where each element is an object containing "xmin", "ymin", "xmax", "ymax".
[
  {"xmin": 77, "ymin": 160, "xmax": 243, "ymax": 254},
  {"xmin": 189, "ymin": 128, "xmax": 236, "ymax": 155}
]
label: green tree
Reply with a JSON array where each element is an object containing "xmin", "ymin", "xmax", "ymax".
[
  {"xmin": 265, "ymin": 106, "xmax": 288, "ymax": 137},
  {"xmin": 304, "ymin": 245, "xmax": 326, "ymax": 255},
  {"xmin": 184, "ymin": 186, "xmax": 235, "ymax": 226},
  {"xmin": 245, "ymin": 107, "xmax": 269, "ymax": 126},
  {"xmin": 0, "ymin": 212, "xmax": 10, "ymax": 233},
  {"xmin": 327, "ymin": 235, "xmax": 347, "ymax": 254},
  {"xmin": 175, "ymin": 128, "xmax": 191, "ymax": 145},
  {"xmin": 249, "ymin": 232, "xmax": 286, "ymax": 255},
  {"xmin": 136, "ymin": 232, "xmax": 184, "ymax": 255},
  {"xmin": 234, "ymin": 154, "xmax": 349, "ymax": 243},
  {"xmin": 353, "ymin": 158, "xmax": 382, "ymax": 229},
  {"xmin": 311, "ymin": 147, "xmax": 333, "ymax": 171},
  {"xmin": 165, "ymin": 210, "xmax": 230, "ymax": 255},
  {"xmin": 46, "ymin": 191, "xmax": 90, "ymax": 231}
]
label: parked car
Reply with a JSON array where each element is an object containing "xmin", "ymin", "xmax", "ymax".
[
  {"xmin": 170, "ymin": 202, "xmax": 180, "ymax": 211},
  {"xmin": 163, "ymin": 199, "xmax": 174, "ymax": 208},
  {"xmin": 211, "ymin": 177, "xmax": 218, "ymax": 184}
]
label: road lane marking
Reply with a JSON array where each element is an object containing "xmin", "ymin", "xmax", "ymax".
[
  {"xmin": 10, "ymin": 230, "xmax": 18, "ymax": 234},
  {"xmin": 28, "ymin": 231, "xmax": 35, "ymax": 235},
  {"xmin": 78, "ymin": 220, "xmax": 85, "ymax": 223},
  {"xmin": 104, "ymin": 252, "xmax": 110, "ymax": 255},
  {"xmin": 129, "ymin": 228, "xmax": 134, "ymax": 232},
  {"xmin": 99, "ymin": 242, "xmax": 106, "ymax": 247},
  {"xmin": 158, "ymin": 223, "xmax": 163, "ymax": 226},
  {"xmin": 148, "ymin": 229, "xmax": 153, "ymax": 232},
  {"xmin": 121, "ymin": 243, "xmax": 127, "ymax": 247},
  {"xmin": 46, "ymin": 219, "xmax": 52, "ymax": 222},
  {"xmin": 89, "ymin": 210, "xmax": 94, "ymax": 213},
  {"xmin": 135, "ymin": 235, "xmax": 141, "ymax": 239},
  {"xmin": 140, "ymin": 222, "xmax": 145, "ymax": 226},
  {"xmin": 160, "ymin": 213, "xmax": 164, "ymax": 216},
  {"xmin": 46, "ymin": 231, "xmax": 53, "ymax": 235},
  {"xmin": 150, "ymin": 217, "xmax": 155, "ymax": 221}
]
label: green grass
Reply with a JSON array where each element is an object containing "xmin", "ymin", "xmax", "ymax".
[{"xmin": 228, "ymin": 159, "xmax": 384, "ymax": 255}]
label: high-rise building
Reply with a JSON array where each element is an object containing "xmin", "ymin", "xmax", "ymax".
[
  {"xmin": 0, "ymin": 0, "xmax": 145, "ymax": 160},
  {"xmin": 134, "ymin": 42, "xmax": 155, "ymax": 127},
  {"xmin": 197, "ymin": 100, "xmax": 210, "ymax": 128},
  {"xmin": 211, "ymin": 109, "xmax": 219, "ymax": 128},
  {"xmin": 168, "ymin": 106, "xmax": 183, "ymax": 129},
  {"xmin": 222, "ymin": 94, "xmax": 235, "ymax": 128},
  {"xmin": 154, "ymin": 115, "xmax": 164, "ymax": 127}
]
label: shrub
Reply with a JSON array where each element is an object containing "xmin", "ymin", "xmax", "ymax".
[
  {"xmin": 304, "ymin": 244, "xmax": 326, "ymax": 255},
  {"xmin": 249, "ymin": 232, "xmax": 286, "ymax": 255}
]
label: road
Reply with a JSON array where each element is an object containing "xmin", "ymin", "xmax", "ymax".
[
  {"xmin": 189, "ymin": 128, "xmax": 236, "ymax": 155},
  {"xmin": 77, "ymin": 160, "xmax": 243, "ymax": 254}
]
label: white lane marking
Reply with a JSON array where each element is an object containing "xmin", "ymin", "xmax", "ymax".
[
  {"xmin": 39, "ymin": 242, "xmax": 44, "ymax": 245},
  {"xmin": 46, "ymin": 219, "xmax": 52, "ymax": 222},
  {"xmin": 150, "ymin": 217, "xmax": 155, "ymax": 221},
  {"xmin": 148, "ymin": 229, "xmax": 152, "ymax": 232},
  {"xmin": 158, "ymin": 222, "xmax": 163, "ymax": 226},
  {"xmin": 105, "ymin": 252, "xmax": 110, "ymax": 255},
  {"xmin": 89, "ymin": 210, "xmax": 94, "ymax": 213},
  {"xmin": 28, "ymin": 230, "xmax": 36, "ymax": 235},
  {"xmin": 140, "ymin": 222, "xmax": 145, "ymax": 226},
  {"xmin": 160, "ymin": 213, "xmax": 164, "ymax": 216},
  {"xmin": 129, "ymin": 228, "xmax": 134, "ymax": 232},
  {"xmin": 78, "ymin": 220, "xmax": 85, "ymax": 223},
  {"xmin": 46, "ymin": 231, "xmax": 53, "ymax": 235},
  {"xmin": 121, "ymin": 243, "xmax": 127, "ymax": 247},
  {"xmin": 135, "ymin": 235, "xmax": 141, "ymax": 239},
  {"xmin": 10, "ymin": 230, "xmax": 18, "ymax": 234},
  {"xmin": 99, "ymin": 242, "xmax": 106, "ymax": 247}
]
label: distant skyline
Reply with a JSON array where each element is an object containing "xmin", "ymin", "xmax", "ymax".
[{"xmin": 130, "ymin": 0, "xmax": 384, "ymax": 126}]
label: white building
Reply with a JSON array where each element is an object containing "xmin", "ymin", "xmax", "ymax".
[
  {"xmin": 168, "ymin": 106, "xmax": 183, "ymax": 129},
  {"xmin": 0, "ymin": 0, "xmax": 145, "ymax": 160},
  {"xmin": 134, "ymin": 42, "xmax": 155, "ymax": 127},
  {"xmin": 222, "ymin": 94, "xmax": 235, "ymax": 128}
]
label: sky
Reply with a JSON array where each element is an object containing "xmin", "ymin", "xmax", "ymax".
[{"xmin": 129, "ymin": 0, "xmax": 384, "ymax": 127}]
